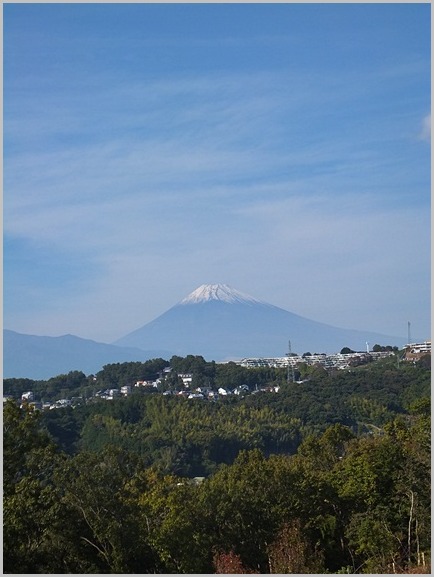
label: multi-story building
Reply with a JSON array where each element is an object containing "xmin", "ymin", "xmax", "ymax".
[
  {"xmin": 238, "ymin": 350, "xmax": 394, "ymax": 371},
  {"xmin": 404, "ymin": 341, "xmax": 431, "ymax": 361}
]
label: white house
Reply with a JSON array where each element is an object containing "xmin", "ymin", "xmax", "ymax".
[
  {"xmin": 55, "ymin": 399, "xmax": 72, "ymax": 407},
  {"xmin": 233, "ymin": 385, "xmax": 249, "ymax": 395},
  {"xmin": 178, "ymin": 373, "xmax": 193, "ymax": 386},
  {"xmin": 188, "ymin": 393, "xmax": 204, "ymax": 399}
]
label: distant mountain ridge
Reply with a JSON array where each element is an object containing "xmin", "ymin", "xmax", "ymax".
[
  {"xmin": 115, "ymin": 283, "xmax": 407, "ymax": 360},
  {"xmin": 3, "ymin": 329, "xmax": 172, "ymax": 380}
]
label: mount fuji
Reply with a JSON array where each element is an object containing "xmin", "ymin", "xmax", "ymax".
[{"xmin": 115, "ymin": 283, "xmax": 406, "ymax": 360}]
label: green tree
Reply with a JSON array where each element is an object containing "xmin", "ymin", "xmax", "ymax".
[
  {"xmin": 197, "ymin": 449, "xmax": 293, "ymax": 572},
  {"xmin": 132, "ymin": 470, "xmax": 211, "ymax": 573},
  {"xmin": 54, "ymin": 446, "xmax": 153, "ymax": 573},
  {"xmin": 3, "ymin": 401, "xmax": 88, "ymax": 573},
  {"xmin": 330, "ymin": 427, "xmax": 430, "ymax": 573}
]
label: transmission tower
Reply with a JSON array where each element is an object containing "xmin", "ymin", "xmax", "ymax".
[
  {"xmin": 407, "ymin": 321, "xmax": 412, "ymax": 345},
  {"xmin": 287, "ymin": 339, "xmax": 295, "ymax": 384}
]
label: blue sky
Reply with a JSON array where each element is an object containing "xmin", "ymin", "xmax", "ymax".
[{"xmin": 4, "ymin": 3, "xmax": 431, "ymax": 345}]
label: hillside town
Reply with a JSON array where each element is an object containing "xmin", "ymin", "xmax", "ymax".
[{"xmin": 6, "ymin": 341, "xmax": 430, "ymax": 412}]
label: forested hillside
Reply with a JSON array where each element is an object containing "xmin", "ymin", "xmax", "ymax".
[{"xmin": 3, "ymin": 355, "xmax": 430, "ymax": 573}]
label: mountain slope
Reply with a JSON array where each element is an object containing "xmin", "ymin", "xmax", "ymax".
[
  {"xmin": 3, "ymin": 330, "xmax": 172, "ymax": 380},
  {"xmin": 115, "ymin": 283, "xmax": 407, "ymax": 359}
]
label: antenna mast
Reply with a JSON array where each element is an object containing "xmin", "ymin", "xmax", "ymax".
[
  {"xmin": 408, "ymin": 321, "xmax": 411, "ymax": 345},
  {"xmin": 287, "ymin": 340, "xmax": 295, "ymax": 384}
]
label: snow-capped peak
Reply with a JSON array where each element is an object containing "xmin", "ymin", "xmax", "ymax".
[{"xmin": 179, "ymin": 284, "xmax": 264, "ymax": 306}]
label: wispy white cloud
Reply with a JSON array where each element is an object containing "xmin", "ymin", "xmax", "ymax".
[
  {"xmin": 5, "ymin": 181, "xmax": 429, "ymax": 343},
  {"xmin": 419, "ymin": 114, "xmax": 431, "ymax": 142},
  {"xmin": 4, "ymin": 6, "xmax": 430, "ymax": 344}
]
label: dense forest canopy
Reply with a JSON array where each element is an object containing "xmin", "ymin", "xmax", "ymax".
[{"xmin": 3, "ymin": 353, "xmax": 431, "ymax": 573}]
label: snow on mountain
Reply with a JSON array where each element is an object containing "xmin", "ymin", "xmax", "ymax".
[
  {"xmin": 5, "ymin": 284, "xmax": 407, "ymax": 379},
  {"xmin": 179, "ymin": 283, "xmax": 264, "ymax": 306},
  {"xmin": 115, "ymin": 284, "xmax": 407, "ymax": 360}
]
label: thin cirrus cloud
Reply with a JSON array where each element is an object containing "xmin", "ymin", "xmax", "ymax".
[
  {"xmin": 4, "ymin": 4, "xmax": 430, "ymax": 343},
  {"xmin": 6, "ymin": 188, "xmax": 428, "ymax": 343},
  {"xmin": 5, "ymin": 95, "xmax": 429, "ymax": 262}
]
